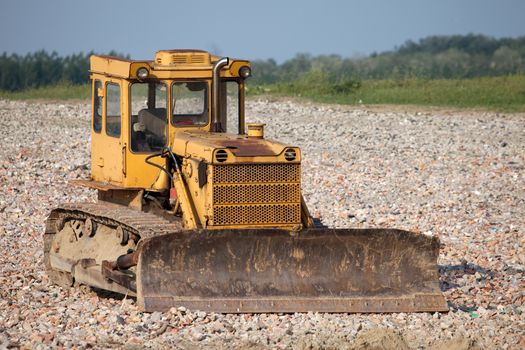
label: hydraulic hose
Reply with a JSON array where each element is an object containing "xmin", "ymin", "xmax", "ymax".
[{"xmin": 144, "ymin": 146, "xmax": 181, "ymax": 181}]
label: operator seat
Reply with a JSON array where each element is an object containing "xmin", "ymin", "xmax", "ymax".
[{"xmin": 132, "ymin": 108, "xmax": 167, "ymax": 152}]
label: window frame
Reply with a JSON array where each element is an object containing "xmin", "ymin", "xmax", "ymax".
[{"xmin": 170, "ymin": 80, "xmax": 210, "ymax": 128}]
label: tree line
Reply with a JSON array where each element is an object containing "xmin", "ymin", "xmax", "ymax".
[
  {"xmin": 1, "ymin": 34, "xmax": 524, "ymax": 91},
  {"xmin": 0, "ymin": 50, "xmax": 128, "ymax": 91},
  {"xmin": 250, "ymin": 34, "xmax": 525, "ymax": 85}
]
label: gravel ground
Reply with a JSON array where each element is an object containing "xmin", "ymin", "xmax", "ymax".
[{"xmin": 0, "ymin": 98, "xmax": 524, "ymax": 349}]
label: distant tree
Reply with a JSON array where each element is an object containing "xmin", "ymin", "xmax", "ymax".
[
  {"xmin": 251, "ymin": 58, "xmax": 280, "ymax": 85},
  {"xmin": 0, "ymin": 50, "xmax": 128, "ymax": 91},
  {"xmin": 280, "ymin": 53, "xmax": 313, "ymax": 81},
  {"xmin": 491, "ymin": 46, "xmax": 523, "ymax": 74},
  {"xmin": 0, "ymin": 53, "xmax": 22, "ymax": 91}
]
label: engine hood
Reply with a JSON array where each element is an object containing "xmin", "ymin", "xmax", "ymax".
[{"xmin": 171, "ymin": 130, "xmax": 300, "ymax": 164}]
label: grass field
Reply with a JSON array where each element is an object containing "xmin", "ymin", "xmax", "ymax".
[
  {"xmin": 0, "ymin": 83, "xmax": 91, "ymax": 100},
  {"xmin": 1, "ymin": 76, "xmax": 524, "ymax": 112},
  {"xmin": 249, "ymin": 75, "xmax": 525, "ymax": 112}
]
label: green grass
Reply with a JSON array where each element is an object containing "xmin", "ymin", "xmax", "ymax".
[
  {"xmin": 0, "ymin": 83, "xmax": 90, "ymax": 100},
  {"xmin": 249, "ymin": 75, "xmax": 525, "ymax": 112},
  {"xmin": 2, "ymin": 76, "xmax": 524, "ymax": 112}
]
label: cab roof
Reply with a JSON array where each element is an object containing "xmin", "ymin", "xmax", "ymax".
[{"xmin": 90, "ymin": 49, "xmax": 250, "ymax": 80}]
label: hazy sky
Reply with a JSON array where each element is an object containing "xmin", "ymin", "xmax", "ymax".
[{"xmin": 1, "ymin": 0, "xmax": 524, "ymax": 62}]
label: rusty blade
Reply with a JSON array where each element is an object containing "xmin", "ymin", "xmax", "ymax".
[{"xmin": 136, "ymin": 228, "xmax": 447, "ymax": 313}]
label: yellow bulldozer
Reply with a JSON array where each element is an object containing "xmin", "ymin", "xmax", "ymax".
[{"xmin": 44, "ymin": 50, "xmax": 447, "ymax": 313}]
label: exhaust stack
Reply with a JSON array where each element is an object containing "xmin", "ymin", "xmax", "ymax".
[{"xmin": 211, "ymin": 57, "xmax": 229, "ymax": 132}]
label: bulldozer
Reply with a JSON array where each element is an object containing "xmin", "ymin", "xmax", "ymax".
[{"xmin": 44, "ymin": 49, "xmax": 447, "ymax": 313}]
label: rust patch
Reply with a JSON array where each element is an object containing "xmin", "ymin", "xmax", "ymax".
[{"xmin": 212, "ymin": 138, "xmax": 277, "ymax": 157}]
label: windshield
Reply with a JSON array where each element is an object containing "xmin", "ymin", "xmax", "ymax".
[{"xmin": 172, "ymin": 81, "xmax": 208, "ymax": 126}]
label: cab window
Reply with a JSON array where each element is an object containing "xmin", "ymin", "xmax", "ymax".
[
  {"xmin": 172, "ymin": 81, "xmax": 208, "ymax": 126},
  {"xmin": 130, "ymin": 82, "xmax": 167, "ymax": 152},
  {"xmin": 93, "ymin": 80, "xmax": 102, "ymax": 133},
  {"xmin": 106, "ymin": 83, "xmax": 121, "ymax": 137},
  {"xmin": 221, "ymin": 81, "xmax": 240, "ymax": 133}
]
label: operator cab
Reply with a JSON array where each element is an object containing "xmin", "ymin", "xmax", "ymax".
[{"xmin": 88, "ymin": 50, "xmax": 251, "ymax": 190}]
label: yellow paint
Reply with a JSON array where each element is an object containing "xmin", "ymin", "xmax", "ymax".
[{"xmin": 247, "ymin": 123, "xmax": 265, "ymax": 138}]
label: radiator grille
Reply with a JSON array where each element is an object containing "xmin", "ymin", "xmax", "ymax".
[
  {"xmin": 211, "ymin": 164, "xmax": 301, "ymax": 226},
  {"xmin": 213, "ymin": 164, "xmax": 300, "ymax": 184},
  {"xmin": 213, "ymin": 204, "xmax": 301, "ymax": 225},
  {"xmin": 213, "ymin": 183, "xmax": 300, "ymax": 205}
]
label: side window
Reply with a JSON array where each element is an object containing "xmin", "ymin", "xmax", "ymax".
[
  {"xmin": 93, "ymin": 80, "xmax": 102, "ymax": 133},
  {"xmin": 106, "ymin": 83, "xmax": 121, "ymax": 137},
  {"xmin": 221, "ymin": 81, "xmax": 239, "ymax": 133},
  {"xmin": 172, "ymin": 81, "xmax": 208, "ymax": 126}
]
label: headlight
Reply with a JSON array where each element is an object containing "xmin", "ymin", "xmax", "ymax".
[
  {"xmin": 239, "ymin": 66, "xmax": 251, "ymax": 79},
  {"xmin": 137, "ymin": 67, "xmax": 149, "ymax": 80}
]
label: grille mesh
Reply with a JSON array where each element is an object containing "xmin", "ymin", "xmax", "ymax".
[
  {"xmin": 213, "ymin": 164, "xmax": 300, "ymax": 184},
  {"xmin": 213, "ymin": 204, "xmax": 301, "ymax": 225},
  {"xmin": 213, "ymin": 183, "xmax": 300, "ymax": 205},
  {"xmin": 211, "ymin": 164, "xmax": 301, "ymax": 226}
]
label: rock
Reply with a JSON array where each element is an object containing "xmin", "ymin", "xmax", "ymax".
[
  {"xmin": 116, "ymin": 315, "xmax": 126, "ymax": 325},
  {"xmin": 193, "ymin": 331, "xmax": 206, "ymax": 341},
  {"xmin": 177, "ymin": 306, "xmax": 187, "ymax": 313},
  {"xmin": 209, "ymin": 321, "xmax": 225, "ymax": 333},
  {"xmin": 150, "ymin": 311, "xmax": 162, "ymax": 323},
  {"xmin": 196, "ymin": 311, "xmax": 207, "ymax": 319}
]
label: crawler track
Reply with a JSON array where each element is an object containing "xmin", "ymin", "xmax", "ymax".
[{"xmin": 44, "ymin": 202, "xmax": 183, "ymax": 290}]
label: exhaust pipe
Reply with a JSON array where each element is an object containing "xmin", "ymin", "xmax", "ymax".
[{"xmin": 211, "ymin": 57, "xmax": 229, "ymax": 132}]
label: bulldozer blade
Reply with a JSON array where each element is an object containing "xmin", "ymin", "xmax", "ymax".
[{"xmin": 136, "ymin": 228, "xmax": 448, "ymax": 313}]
